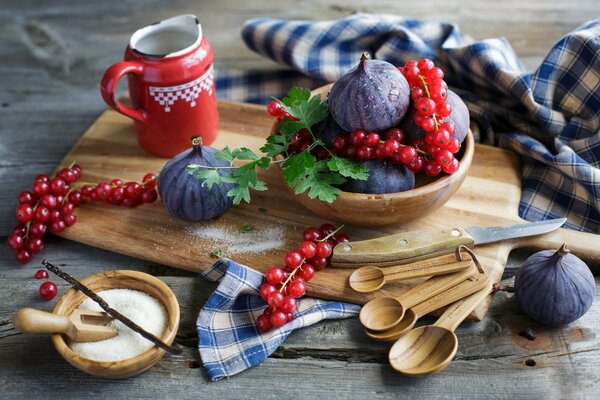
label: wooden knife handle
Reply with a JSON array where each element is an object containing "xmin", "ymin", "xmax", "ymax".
[
  {"xmin": 331, "ymin": 228, "xmax": 475, "ymax": 267},
  {"xmin": 12, "ymin": 308, "xmax": 72, "ymax": 336}
]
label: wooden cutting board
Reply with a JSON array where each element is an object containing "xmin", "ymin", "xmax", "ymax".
[{"xmin": 56, "ymin": 101, "xmax": 600, "ymax": 320}]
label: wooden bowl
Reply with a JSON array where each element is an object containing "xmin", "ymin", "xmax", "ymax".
[
  {"xmin": 272, "ymin": 84, "xmax": 474, "ymax": 227},
  {"xmin": 51, "ymin": 270, "xmax": 180, "ymax": 379}
]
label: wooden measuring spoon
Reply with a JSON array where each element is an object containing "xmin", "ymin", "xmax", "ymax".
[
  {"xmin": 13, "ymin": 308, "xmax": 117, "ymax": 342},
  {"xmin": 365, "ymin": 273, "xmax": 490, "ymax": 341},
  {"xmin": 359, "ymin": 266, "xmax": 476, "ymax": 331},
  {"xmin": 349, "ymin": 253, "xmax": 472, "ymax": 293},
  {"xmin": 388, "ymin": 283, "xmax": 493, "ymax": 376}
]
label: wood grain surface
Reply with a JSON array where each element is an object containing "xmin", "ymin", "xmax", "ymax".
[{"xmin": 1, "ymin": 1, "xmax": 600, "ymax": 399}]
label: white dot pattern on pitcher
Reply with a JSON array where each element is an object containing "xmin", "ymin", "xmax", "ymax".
[{"xmin": 149, "ymin": 65, "xmax": 214, "ymax": 112}]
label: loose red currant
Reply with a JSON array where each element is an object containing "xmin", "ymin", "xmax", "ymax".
[
  {"xmin": 256, "ymin": 314, "xmax": 272, "ymax": 332},
  {"xmin": 16, "ymin": 250, "xmax": 32, "ymax": 264},
  {"xmin": 284, "ymin": 250, "xmax": 303, "ymax": 269},
  {"xmin": 299, "ymin": 241, "xmax": 317, "ymax": 259},
  {"xmin": 266, "ymin": 100, "xmax": 285, "ymax": 117},
  {"xmin": 39, "ymin": 281, "xmax": 58, "ymax": 301},
  {"xmin": 35, "ymin": 269, "xmax": 49, "ymax": 279},
  {"xmin": 298, "ymin": 264, "xmax": 315, "ymax": 281},
  {"xmin": 260, "ymin": 283, "xmax": 277, "ymax": 301},
  {"xmin": 267, "ymin": 291, "xmax": 285, "ymax": 308},
  {"xmin": 265, "ymin": 267, "xmax": 285, "ymax": 285},
  {"xmin": 288, "ymin": 280, "xmax": 306, "ymax": 298},
  {"xmin": 27, "ymin": 238, "xmax": 44, "ymax": 253},
  {"xmin": 269, "ymin": 310, "xmax": 287, "ymax": 327},
  {"xmin": 15, "ymin": 204, "xmax": 34, "ymax": 223},
  {"xmin": 350, "ymin": 129, "xmax": 367, "ymax": 146},
  {"xmin": 7, "ymin": 234, "xmax": 24, "ymax": 251},
  {"xmin": 18, "ymin": 191, "xmax": 33, "ymax": 204},
  {"xmin": 280, "ymin": 296, "xmax": 297, "ymax": 313},
  {"xmin": 365, "ymin": 132, "xmax": 380, "ymax": 147}
]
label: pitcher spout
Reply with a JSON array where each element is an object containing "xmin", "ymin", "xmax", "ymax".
[{"xmin": 129, "ymin": 14, "xmax": 202, "ymax": 58}]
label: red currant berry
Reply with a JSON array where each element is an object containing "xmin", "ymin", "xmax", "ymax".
[
  {"xmin": 332, "ymin": 135, "xmax": 349, "ymax": 155},
  {"xmin": 298, "ymin": 264, "xmax": 315, "ymax": 281},
  {"xmin": 58, "ymin": 168, "xmax": 76, "ymax": 184},
  {"xmin": 265, "ymin": 267, "xmax": 285, "ymax": 285},
  {"xmin": 288, "ymin": 280, "xmax": 306, "ymax": 298},
  {"xmin": 345, "ymin": 146, "xmax": 357, "ymax": 159},
  {"xmin": 315, "ymin": 241, "xmax": 333, "ymax": 258},
  {"xmin": 15, "ymin": 204, "xmax": 34, "ymax": 223},
  {"xmin": 374, "ymin": 143, "xmax": 387, "ymax": 160},
  {"xmin": 81, "ymin": 185, "xmax": 94, "ymax": 197},
  {"xmin": 350, "ymin": 129, "xmax": 367, "ymax": 146},
  {"xmin": 260, "ymin": 283, "xmax": 277, "ymax": 301},
  {"xmin": 39, "ymin": 281, "xmax": 58, "ymax": 301},
  {"xmin": 443, "ymin": 158, "xmax": 460, "ymax": 174},
  {"xmin": 18, "ymin": 191, "xmax": 33, "ymax": 204},
  {"xmin": 365, "ymin": 132, "xmax": 380, "ymax": 147},
  {"xmin": 402, "ymin": 63, "xmax": 420, "ymax": 83},
  {"xmin": 108, "ymin": 178, "xmax": 122, "ymax": 188},
  {"xmin": 280, "ymin": 296, "xmax": 297, "ymax": 313},
  {"xmin": 446, "ymin": 138, "xmax": 461, "ymax": 154},
  {"xmin": 35, "ymin": 174, "xmax": 50, "ymax": 183},
  {"xmin": 416, "ymin": 97, "xmax": 436, "ymax": 116},
  {"xmin": 68, "ymin": 191, "xmax": 82, "ymax": 206},
  {"xmin": 27, "ymin": 238, "xmax": 44, "ymax": 253},
  {"xmin": 269, "ymin": 310, "xmax": 287, "ymax": 327},
  {"xmin": 429, "ymin": 81, "xmax": 448, "ymax": 103},
  {"xmin": 334, "ymin": 233, "xmax": 350, "ymax": 244},
  {"xmin": 433, "ymin": 129, "xmax": 451, "ymax": 147},
  {"xmin": 32, "ymin": 181, "xmax": 50, "ymax": 198},
  {"xmin": 71, "ymin": 164, "xmax": 82, "ymax": 179},
  {"xmin": 50, "ymin": 209, "xmax": 62, "ymax": 222},
  {"xmin": 29, "ymin": 222, "xmax": 46, "ymax": 239},
  {"xmin": 39, "ymin": 194, "xmax": 57, "ymax": 209},
  {"xmin": 61, "ymin": 202, "xmax": 75, "ymax": 215},
  {"xmin": 142, "ymin": 173, "xmax": 157, "ymax": 188},
  {"xmin": 426, "ymin": 67, "xmax": 444, "ymax": 81},
  {"xmin": 411, "ymin": 87, "xmax": 425, "ymax": 101},
  {"xmin": 424, "ymin": 160, "xmax": 442, "ymax": 177},
  {"xmin": 35, "ymin": 269, "xmax": 49, "ymax": 279},
  {"xmin": 417, "ymin": 58, "xmax": 435, "ymax": 72},
  {"xmin": 50, "ymin": 220, "xmax": 67, "ymax": 233},
  {"xmin": 284, "ymin": 250, "xmax": 303, "ymax": 269},
  {"xmin": 16, "ymin": 249, "xmax": 32, "ymax": 264},
  {"xmin": 125, "ymin": 182, "xmax": 142, "ymax": 198},
  {"xmin": 94, "ymin": 182, "xmax": 112, "ymax": 201},
  {"xmin": 319, "ymin": 223, "xmax": 335, "ymax": 236},
  {"xmin": 12, "ymin": 225, "xmax": 26, "ymax": 236},
  {"xmin": 436, "ymin": 102, "xmax": 452, "ymax": 118},
  {"xmin": 407, "ymin": 155, "xmax": 425, "ymax": 173},
  {"xmin": 419, "ymin": 116, "xmax": 436, "ymax": 132},
  {"xmin": 262, "ymin": 307, "xmax": 273, "ymax": 317},
  {"xmin": 427, "ymin": 145, "xmax": 443, "ymax": 157},
  {"xmin": 267, "ymin": 291, "xmax": 285, "ymax": 308},
  {"xmin": 266, "ymin": 100, "xmax": 284, "ymax": 117},
  {"xmin": 384, "ymin": 128, "xmax": 405, "ymax": 144},
  {"xmin": 285, "ymin": 313, "xmax": 294, "ymax": 323},
  {"xmin": 49, "ymin": 178, "xmax": 67, "ymax": 196},
  {"xmin": 33, "ymin": 207, "xmax": 50, "ymax": 223},
  {"xmin": 436, "ymin": 150, "xmax": 454, "ymax": 167},
  {"xmin": 64, "ymin": 214, "xmax": 77, "ymax": 226},
  {"xmin": 310, "ymin": 256, "xmax": 328, "ymax": 270},
  {"xmin": 356, "ymin": 145, "xmax": 373, "ymax": 161},
  {"xmin": 256, "ymin": 314, "xmax": 272, "ymax": 332},
  {"xmin": 299, "ymin": 241, "xmax": 317, "ymax": 259},
  {"xmin": 7, "ymin": 234, "xmax": 24, "ymax": 251},
  {"xmin": 399, "ymin": 146, "xmax": 418, "ymax": 164},
  {"xmin": 439, "ymin": 120, "xmax": 456, "ymax": 136},
  {"xmin": 122, "ymin": 196, "xmax": 139, "ymax": 208},
  {"xmin": 384, "ymin": 139, "xmax": 400, "ymax": 157},
  {"xmin": 298, "ymin": 128, "xmax": 312, "ymax": 142},
  {"xmin": 412, "ymin": 138, "xmax": 426, "ymax": 149},
  {"xmin": 303, "ymin": 227, "xmax": 323, "ymax": 242},
  {"xmin": 141, "ymin": 188, "xmax": 158, "ymax": 203}
]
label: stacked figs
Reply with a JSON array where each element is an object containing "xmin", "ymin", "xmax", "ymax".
[{"xmin": 317, "ymin": 53, "xmax": 470, "ymax": 194}]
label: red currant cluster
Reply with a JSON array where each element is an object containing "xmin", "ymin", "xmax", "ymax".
[
  {"xmin": 35, "ymin": 269, "xmax": 58, "ymax": 301},
  {"xmin": 256, "ymin": 223, "xmax": 349, "ymax": 332},
  {"xmin": 399, "ymin": 58, "xmax": 461, "ymax": 175},
  {"xmin": 7, "ymin": 165, "xmax": 158, "ymax": 264}
]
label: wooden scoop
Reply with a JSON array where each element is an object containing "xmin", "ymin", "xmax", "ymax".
[
  {"xmin": 349, "ymin": 253, "xmax": 472, "ymax": 293},
  {"xmin": 13, "ymin": 308, "xmax": 117, "ymax": 342},
  {"xmin": 359, "ymin": 266, "xmax": 477, "ymax": 331},
  {"xmin": 365, "ymin": 273, "xmax": 490, "ymax": 341},
  {"xmin": 388, "ymin": 283, "xmax": 493, "ymax": 376}
]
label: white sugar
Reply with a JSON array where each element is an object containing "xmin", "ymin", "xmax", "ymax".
[
  {"xmin": 70, "ymin": 289, "xmax": 167, "ymax": 362},
  {"xmin": 185, "ymin": 224, "xmax": 285, "ymax": 255}
]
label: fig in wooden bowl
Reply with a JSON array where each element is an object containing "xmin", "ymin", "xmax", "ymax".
[{"xmin": 271, "ymin": 83, "xmax": 474, "ymax": 227}]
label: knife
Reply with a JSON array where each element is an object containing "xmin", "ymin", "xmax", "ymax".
[{"xmin": 331, "ymin": 218, "xmax": 566, "ymax": 268}]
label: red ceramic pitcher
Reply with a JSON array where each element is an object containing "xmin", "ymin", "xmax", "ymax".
[{"xmin": 101, "ymin": 14, "xmax": 218, "ymax": 158}]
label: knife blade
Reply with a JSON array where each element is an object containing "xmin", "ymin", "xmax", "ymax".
[{"xmin": 331, "ymin": 218, "xmax": 566, "ymax": 268}]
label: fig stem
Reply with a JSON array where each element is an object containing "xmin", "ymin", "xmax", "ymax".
[
  {"xmin": 557, "ymin": 243, "xmax": 570, "ymax": 257},
  {"xmin": 359, "ymin": 52, "xmax": 370, "ymax": 71},
  {"xmin": 191, "ymin": 136, "xmax": 203, "ymax": 147}
]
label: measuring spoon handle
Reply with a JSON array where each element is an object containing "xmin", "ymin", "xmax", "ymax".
[
  {"xmin": 433, "ymin": 281, "xmax": 494, "ymax": 332},
  {"xmin": 382, "ymin": 259, "xmax": 472, "ymax": 284},
  {"xmin": 410, "ymin": 274, "xmax": 490, "ymax": 317},
  {"xmin": 397, "ymin": 266, "xmax": 476, "ymax": 308}
]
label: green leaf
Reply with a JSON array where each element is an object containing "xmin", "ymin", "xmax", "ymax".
[
  {"xmin": 195, "ymin": 169, "xmax": 223, "ymax": 189},
  {"xmin": 227, "ymin": 185, "xmax": 251, "ymax": 205},
  {"xmin": 292, "ymin": 160, "xmax": 346, "ymax": 203},
  {"xmin": 281, "ymin": 87, "xmax": 311, "ymax": 107},
  {"xmin": 215, "ymin": 147, "xmax": 234, "ymax": 162},
  {"xmin": 232, "ymin": 147, "xmax": 259, "ymax": 161},
  {"xmin": 240, "ymin": 224, "xmax": 252, "ymax": 233},
  {"xmin": 209, "ymin": 248, "xmax": 223, "ymax": 258},
  {"xmin": 260, "ymin": 134, "xmax": 289, "ymax": 157},
  {"xmin": 282, "ymin": 150, "xmax": 316, "ymax": 186},
  {"xmin": 327, "ymin": 156, "xmax": 369, "ymax": 180}
]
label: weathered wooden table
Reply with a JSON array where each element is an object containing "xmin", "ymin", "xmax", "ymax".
[{"xmin": 1, "ymin": 1, "xmax": 599, "ymax": 398}]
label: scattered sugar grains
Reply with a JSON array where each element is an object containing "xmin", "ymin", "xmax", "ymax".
[
  {"xmin": 70, "ymin": 289, "xmax": 167, "ymax": 362},
  {"xmin": 185, "ymin": 223, "xmax": 285, "ymax": 255}
]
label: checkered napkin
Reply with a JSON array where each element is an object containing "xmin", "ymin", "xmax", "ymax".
[
  {"xmin": 215, "ymin": 14, "xmax": 600, "ymax": 233},
  {"xmin": 197, "ymin": 258, "xmax": 360, "ymax": 381}
]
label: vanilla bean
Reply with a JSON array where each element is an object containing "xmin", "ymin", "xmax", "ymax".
[{"xmin": 42, "ymin": 260, "xmax": 182, "ymax": 355}]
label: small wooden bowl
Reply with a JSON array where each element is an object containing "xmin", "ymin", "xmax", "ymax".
[
  {"xmin": 272, "ymin": 84, "xmax": 474, "ymax": 227},
  {"xmin": 51, "ymin": 270, "xmax": 180, "ymax": 379}
]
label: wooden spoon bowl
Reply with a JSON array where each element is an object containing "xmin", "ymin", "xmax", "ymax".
[
  {"xmin": 359, "ymin": 297, "xmax": 406, "ymax": 330},
  {"xmin": 271, "ymin": 84, "xmax": 474, "ymax": 227},
  {"xmin": 51, "ymin": 270, "xmax": 180, "ymax": 379}
]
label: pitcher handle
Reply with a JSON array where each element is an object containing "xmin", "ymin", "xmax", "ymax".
[{"xmin": 100, "ymin": 61, "xmax": 147, "ymax": 123}]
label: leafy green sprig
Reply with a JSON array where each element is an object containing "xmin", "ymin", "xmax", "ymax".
[{"xmin": 187, "ymin": 87, "xmax": 369, "ymax": 204}]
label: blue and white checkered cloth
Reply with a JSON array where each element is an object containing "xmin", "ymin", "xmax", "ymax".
[
  {"xmin": 198, "ymin": 259, "xmax": 360, "ymax": 380},
  {"xmin": 216, "ymin": 14, "xmax": 600, "ymax": 233}
]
